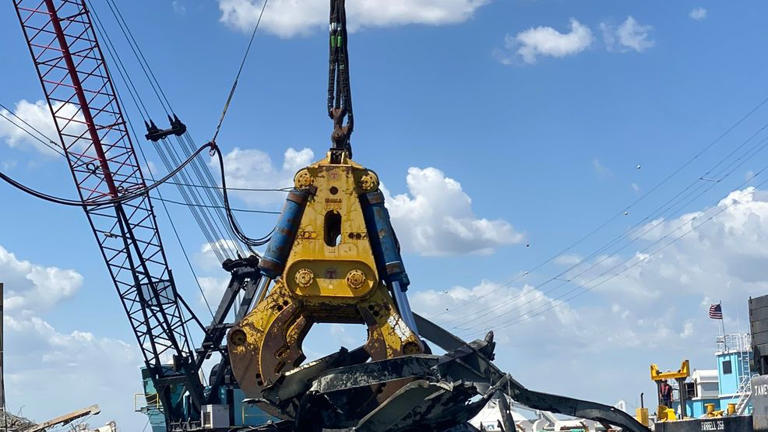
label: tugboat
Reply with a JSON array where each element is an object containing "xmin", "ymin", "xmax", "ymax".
[
  {"xmin": 660, "ymin": 333, "xmax": 754, "ymax": 420},
  {"xmin": 641, "ymin": 294, "xmax": 768, "ymax": 432}
]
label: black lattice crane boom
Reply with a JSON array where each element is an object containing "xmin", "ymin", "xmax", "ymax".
[{"xmin": 11, "ymin": 0, "xmax": 204, "ymax": 421}]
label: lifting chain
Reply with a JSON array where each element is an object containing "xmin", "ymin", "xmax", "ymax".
[{"xmin": 327, "ymin": 0, "xmax": 353, "ymax": 160}]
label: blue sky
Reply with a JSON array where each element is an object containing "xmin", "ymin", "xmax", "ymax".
[{"xmin": 2, "ymin": 0, "xmax": 768, "ymax": 429}]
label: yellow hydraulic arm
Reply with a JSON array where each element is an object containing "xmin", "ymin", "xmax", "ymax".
[{"xmin": 650, "ymin": 360, "xmax": 690, "ymax": 382}]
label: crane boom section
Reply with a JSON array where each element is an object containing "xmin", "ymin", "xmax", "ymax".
[{"xmin": 12, "ymin": 0, "xmax": 204, "ymax": 415}]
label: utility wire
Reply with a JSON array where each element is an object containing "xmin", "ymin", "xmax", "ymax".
[
  {"xmin": 486, "ymin": 165, "xmax": 768, "ymax": 334},
  {"xmin": 455, "ymin": 128, "xmax": 768, "ymax": 332},
  {"xmin": 0, "ymin": 105, "xmax": 64, "ymax": 157},
  {"xmin": 456, "ymin": 146, "xmax": 768, "ymax": 336},
  {"xmin": 430, "ymin": 93, "xmax": 768, "ymax": 324},
  {"xmin": 456, "ymin": 132, "xmax": 768, "ymax": 334},
  {"xmin": 156, "ymin": 196, "xmax": 281, "ymax": 214},
  {"xmin": 165, "ymin": 181, "xmax": 291, "ymax": 193}
]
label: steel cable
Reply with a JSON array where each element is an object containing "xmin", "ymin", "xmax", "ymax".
[
  {"xmin": 98, "ymin": 0, "xmax": 262, "ymax": 259},
  {"xmin": 87, "ymin": 3, "xmax": 235, "ymax": 261}
]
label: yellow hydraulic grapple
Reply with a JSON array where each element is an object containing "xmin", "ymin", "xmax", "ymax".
[{"xmin": 228, "ymin": 152, "xmax": 423, "ymax": 412}]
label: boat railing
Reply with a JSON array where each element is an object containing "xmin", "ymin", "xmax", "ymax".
[
  {"xmin": 735, "ymin": 373, "xmax": 753, "ymax": 415},
  {"xmin": 716, "ymin": 333, "xmax": 752, "ymax": 354}
]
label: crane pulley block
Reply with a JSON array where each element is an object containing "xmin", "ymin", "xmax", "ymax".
[
  {"xmin": 228, "ymin": 152, "xmax": 423, "ymax": 418},
  {"xmin": 144, "ymin": 115, "xmax": 187, "ymax": 142}
]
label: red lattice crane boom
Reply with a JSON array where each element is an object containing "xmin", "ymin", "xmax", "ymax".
[{"xmin": 11, "ymin": 0, "xmax": 204, "ymax": 420}]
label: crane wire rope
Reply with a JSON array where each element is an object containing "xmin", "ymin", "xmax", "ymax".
[
  {"xmin": 211, "ymin": 0, "xmax": 269, "ymax": 144},
  {"xmin": 429, "ymin": 94, "xmax": 768, "ymax": 324},
  {"xmin": 87, "ymin": 4, "xmax": 226, "ymax": 319},
  {"xmin": 88, "ymin": 4, "xmax": 239, "ymax": 263},
  {"xmin": 103, "ymin": 0, "xmax": 300, "ymax": 250},
  {"xmin": 98, "ymin": 0, "xmax": 269, "ymax": 259}
]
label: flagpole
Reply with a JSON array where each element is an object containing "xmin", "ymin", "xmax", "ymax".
[{"xmin": 720, "ymin": 300, "xmax": 727, "ymax": 351}]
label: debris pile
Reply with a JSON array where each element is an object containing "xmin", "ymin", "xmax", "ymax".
[{"xmin": 0, "ymin": 410, "xmax": 36, "ymax": 431}]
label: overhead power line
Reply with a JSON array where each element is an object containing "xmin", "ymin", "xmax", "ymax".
[
  {"xmin": 155, "ymin": 196, "xmax": 281, "ymax": 215},
  {"xmin": 455, "ymin": 147, "xmax": 768, "ymax": 337},
  {"xmin": 486, "ymin": 164, "xmax": 768, "ymax": 333},
  {"xmin": 165, "ymin": 181, "xmax": 291, "ymax": 193},
  {"xmin": 432, "ymin": 93, "xmax": 768, "ymax": 334},
  {"xmin": 0, "ymin": 104, "xmax": 64, "ymax": 157},
  {"xmin": 454, "ymin": 129, "xmax": 768, "ymax": 333}
]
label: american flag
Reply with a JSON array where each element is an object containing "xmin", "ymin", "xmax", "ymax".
[{"xmin": 709, "ymin": 303, "xmax": 723, "ymax": 320}]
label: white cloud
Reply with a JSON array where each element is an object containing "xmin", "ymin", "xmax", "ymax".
[
  {"xmin": 218, "ymin": 0, "xmax": 489, "ymax": 38},
  {"xmin": 411, "ymin": 280, "xmax": 693, "ymax": 352},
  {"xmin": 413, "ymin": 188, "xmax": 768, "ymax": 412},
  {"xmin": 550, "ymin": 188, "xmax": 768, "ymax": 305},
  {"xmin": 0, "ymin": 244, "xmax": 143, "ymax": 428},
  {"xmin": 0, "ymin": 99, "xmax": 88, "ymax": 157},
  {"xmin": 0, "ymin": 244, "xmax": 82, "ymax": 312},
  {"xmin": 210, "ymin": 147, "xmax": 313, "ymax": 206},
  {"xmin": 554, "ymin": 254, "xmax": 582, "ymax": 266},
  {"xmin": 172, "ymin": 0, "xmax": 187, "ymax": 14},
  {"xmin": 413, "ymin": 281, "xmax": 577, "ymax": 335},
  {"xmin": 690, "ymin": 8, "xmax": 707, "ymax": 21},
  {"xmin": 5, "ymin": 312, "xmax": 142, "ymax": 428},
  {"xmin": 198, "ymin": 276, "xmax": 229, "ymax": 306},
  {"xmin": 497, "ymin": 19, "xmax": 593, "ymax": 65},
  {"xmin": 0, "ymin": 100, "xmax": 60, "ymax": 157},
  {"xmin": 601, "ymin": 17, "xmax": 654, "ymax": 53},
  {"xmin": 383, "ymin": 167, "xmax": 524, "ymax": 256}
]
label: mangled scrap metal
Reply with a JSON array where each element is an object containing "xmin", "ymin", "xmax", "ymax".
[
  {"xmin": 240, "ymin": 313, "xmax": 648, "ymax": 432},
  {"xmin": 227, "ymin": 152, "xmax": 649, "ymax": 432}
]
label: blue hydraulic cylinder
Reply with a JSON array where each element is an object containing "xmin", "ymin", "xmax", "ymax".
[
  {"xmin": 258, "ymin": 189, "xmax": 310, "ymax": 279},
  {"xmin": 361, "ymin": 191, "xmax": 419, "ymax": 334},
  {"xmin": 361, "ymin": 190, "xmax": 410, "ymax": 289}
]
